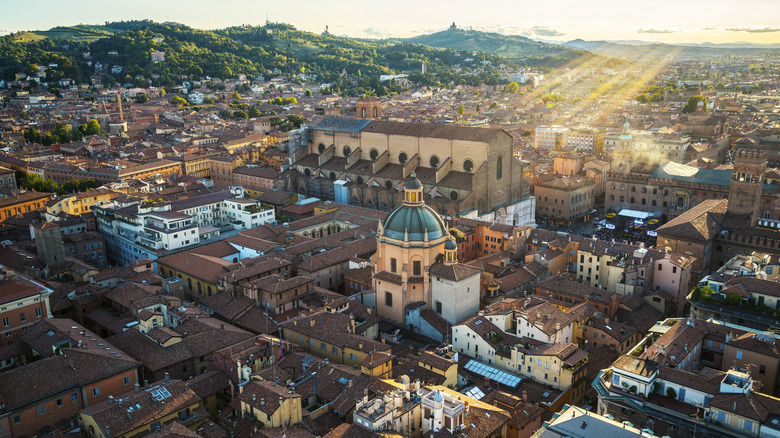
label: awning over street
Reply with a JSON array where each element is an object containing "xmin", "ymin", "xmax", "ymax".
[{"xmin": 618, "ymin": 209, "xmax": 653, "ymax": 220}]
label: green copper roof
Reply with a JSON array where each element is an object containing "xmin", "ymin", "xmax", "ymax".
[
  {"xmin": 383, "ymin": 204, "xmax": 447, "ymax": 241},
  {"xmin": 444, "ymin": 238, "xmax": 457, "ymax": 250},
  {"xmin": 405, "ymin": 175, "xmax": 422, "ymax": 190}
]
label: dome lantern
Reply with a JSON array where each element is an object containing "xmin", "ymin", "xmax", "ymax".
[
  {"xmin": 381, "ymin": 172, "xmax": 448, "ymax": 242},
  {"xmin": 443, "ymin": 235, "xmax": 458, "ymax": 264},
  {"xmin": 404, "ymin": 172, "xmax": 424, "ymax": 205}
]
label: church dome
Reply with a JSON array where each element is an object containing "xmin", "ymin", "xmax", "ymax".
[
  {"xmin": 382, "ymin": 173, "xmax": 447, "ymax": 241},
  {"xmin": 382, "ymin": 203, "xmax": 448, "ymax": 241},
  {"xmin": 405, "ymin": 176, "xmax": 423, "ymax": 190},
  {"xmin": 444, "ymin": 237, "xmax": 457, "ymax": 250}
]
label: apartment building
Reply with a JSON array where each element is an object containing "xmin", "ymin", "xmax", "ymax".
[
  {"xmin": 534, "ymin": 176, "xmax": 596, "ymax": 225},
  {"xmin": 0, "ymin": 265, "xmax": 54, "ymax": 347}
]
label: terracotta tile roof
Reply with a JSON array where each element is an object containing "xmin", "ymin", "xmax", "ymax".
[
  {"xmin": 656, "ymin": 199, "xmax": 727, "ymax": 241},
  {"xmin": 707, "ymin": 391, "xmax": 780, "ymax": 422},
  {"xmin": 659, "ymin": 366, "xmax": 725, "ymax": 395},
  {"xmin": 418, "ymin": 350, "xmax": 457, "ymax": 371},
  {"xmin": 233, "ymin": 307, "xmax": 279, "ymax": 335},
  {"xmin": 639, "ymin": 319, "xmax": 706, "ymax": 367},
  {"xmin": 728, "ymin": 333, "xmax": 780, "ymax": 358},
  {"xmin": 612, "ymin": 355, "xmax": 658, "ymax": 378},
  {"xmin": 0, "ymin": 344, "xmax": 139, "ymax": 410},
  {"xmin": 108, "ymin": 318, "xmax": 254, "ymax": 372},
  {"xmin": 374, "ymin": 270, "xmax": 402, "ymax": 285},
  {"xmin": 536, "ymin": 275, "xmax": 616, "ymax": 306},
  {"xmin": 519, "ymin": 302, "xmax": 577, "ymax": 336},
  {"xmin": 429, "ymin": 261, "xmax": 482, "ymax": 282},
  {"xmin": 323, "ymin": 423, "xmax": 383, "ymax": 437},
  {"xmin": 724, "ymin": 276, "xmax": 780, "ymax": 298},
  {"xmin": 200, "ymin": 293, "xmax": 255, "ymax": 321},
  {"xmin": 188, "ymin": 370, "xmax": 231, "ymax": 399},
  {"xmin": 234, "ymin": 379, "xmax": 301, "ymax": 416},
  {"xmin": 81, "ymin": 379, "xmax": 202, "ymax": 436}
]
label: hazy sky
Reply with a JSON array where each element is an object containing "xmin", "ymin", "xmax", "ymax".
[{"xmin": 2, "ymin": 0, "xmax": 780, "ymax": 44}]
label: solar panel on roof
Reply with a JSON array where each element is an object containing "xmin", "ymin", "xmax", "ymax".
[{"xmin": 464, "ymin": 360, "xmax": 522, "ymax": 389}]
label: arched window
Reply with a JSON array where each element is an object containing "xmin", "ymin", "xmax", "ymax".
[
  {"xmin": 620, "ymin": 196, "xmax": 625, "ymax": 203},
  {"xmin": 318, "ymin": 143, "xmax": 326, "ymax": 153},
  {"xmin": 652, "ymin": 188, "xmax": 658, "ymax": 195},
  {"xmin": 399, "ymin": 152, "xmax": 408, "ymax": 164},
  {"xmin": 361, "ymin": 107, "xmax": 367, "ymax": 118},
  {"xmin": 610, "ymin": 195, "xmax": 615, "ymax": 201},
  {"xmin": 369, "ymin": 148, "xmax": 379, "ymax": 160},
  {"xmin": 630, "ymin": 197, "xmax": 635, "ymax": 204},
  {"xmin": 496, "ymin": 156, "xmax": 503, "ymax": 179},
  {"xmin": 373, "ymin": 108, "xmax": 378, "ymax": 118},
  {"xmin": 652, "ymin": 200, "xmax": 657, "ymax": 206},
  {"xmin": 677, "ymin": 197, "xmax": 684, "ymax": 208}
]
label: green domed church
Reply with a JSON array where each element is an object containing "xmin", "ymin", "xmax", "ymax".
[{"xmin": 373, "ymin": 173, "xmax": 482, "ymax": 333}]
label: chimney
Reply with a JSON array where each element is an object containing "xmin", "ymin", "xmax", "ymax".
[
  {"xmin": 134, "ymin": 383, "xmax": 141, "ymax": 392},
  {"xmin": 165, "ymin": 372, "xmax": 170, "ymax": 382},
  {"xmin": 144, "ymin": 379, "xmax": 149, "ymax": 387},
  {"xmin": 261, "ymin": 398, "xmax": 266, "ymax": 406},
  {"xmin": 605, "ymin": 317, "xmax": 609, "ymax": 325},
  {"xmin": 127, "ymin": 411, "xmax": 132, "ymax": 420},
  {"xmin": 522, "ymin": 391, "xmax": 528, "ymax": 403},
  {"xmin": 310, "ymin": 319, "xmax": 316, "ymax": 327}
]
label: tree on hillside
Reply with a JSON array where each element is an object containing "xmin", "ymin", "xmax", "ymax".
[
  {"xmin": 682, "ymin": 95, "xmax": 707, "ymax": 113},
  {"xmin": 505, "ymin": 81, "xmax": 519, "ymax": 93},
  {"xmin": 456, "ymin": 105, "xmax": 465, "ymax": 115}
]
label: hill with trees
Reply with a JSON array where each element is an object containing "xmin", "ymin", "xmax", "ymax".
[
  {"xmin": 403, "ymin": 28, "xmax": 604, "ymax": 68},
  {"xmin": 0, "ymin": 21, "xmax": 606, "ymax": 96}
]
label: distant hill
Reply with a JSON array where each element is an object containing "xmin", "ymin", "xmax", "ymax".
[
  {"xmin": 564, "ymin": 39, "xmax": 780, "ymax": 60},
  {"xmin": 403, "ymin": 28, "xmax": 607, "ymax": 68},
  {"xmin": 12, "ymin": 25, "xmax": 118, "ymax": 43},
  {"xmin": 1, "ymin": 21, "xmax": 599, "ymax": 95}
]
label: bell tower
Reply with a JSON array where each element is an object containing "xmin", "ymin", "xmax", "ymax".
[
  {"xmin": 727, "ymin": 147, "xmax": 767, "ymax": 225},
  {"xmin": 356, "ymin": 98, "xmax": 382, "ymax": 119},
  {"xmin": 612, "ymin": 122, "xmax": 634, "ymax": 174}
]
